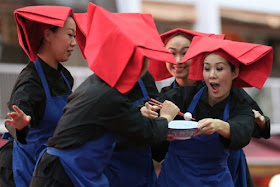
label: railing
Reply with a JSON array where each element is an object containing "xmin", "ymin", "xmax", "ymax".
[{"xmin": 0, "ymin": 63, "xmax": 280, "ymax": 134}]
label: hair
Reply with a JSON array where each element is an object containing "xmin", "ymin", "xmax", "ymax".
[
  {"xmin": 50, "ymin": 26, "xmax": 59, "ymax": 33},
  {"xmin": 207, "ymin": 52, "xmax": 236, "ymax": 72},
  {"xmin": 227, "ymin": 60, "xmax": 236, "ymax": 72}
]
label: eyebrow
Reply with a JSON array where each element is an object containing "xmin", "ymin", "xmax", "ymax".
[
  {"xmin": 168, "ymin": 46, "xmax": 189, "ymax": 50},
  {"xmin": 203, "ymin": 62, "xmax": 225, "ymax": 65},
  {"xmin": 67, "ymin": 28, "xmax": 76, "ymax": 32}
]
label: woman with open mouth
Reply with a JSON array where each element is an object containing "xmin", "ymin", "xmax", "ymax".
[{"xmin": 143, "ymin": 36, "xmax": 273, "ymax": 187}]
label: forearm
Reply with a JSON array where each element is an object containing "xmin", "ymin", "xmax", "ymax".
[{"xmin": 216, "ymin": 120, "xmax": 231, "ymax": 139}]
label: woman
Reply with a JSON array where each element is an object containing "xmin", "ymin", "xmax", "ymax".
[
  {"xmin": 30, "ymin": 3, "xmax": 179, "ymax": 187},
  {"xmin": 75, "ymin": 12, "xmax": 161, "ymax": 187},
  {"xmin": 0, "ymin": 6, "xmax": 78, "ymax": 186},
  {"xmin": 150, "ymin": 29, "xmax": 225, "ymax": 162},
  {"xmin": 143, "ymin": 36, "xmax": 273, "ymax": 186},
  {"xmin": 149, "ymin": 28, "xmax": 225, "ymax": 93},
  {"xmin": 150, "ymin": 28, "xmax": 271, "ymax": 187}
]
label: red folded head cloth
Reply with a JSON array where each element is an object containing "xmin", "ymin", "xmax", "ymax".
[
  {"xmin": 83, "ymin": 3, "xmax": 176, "ymax": 94},
  {"xmin": 148, "ymin": 28, "xmax": 225, "ymax": 81},
  {"xmin": 14, "ymin": 6, "xmax": 74, "ymax": 62},
  {"xmin": 185, "ymin": 36, "xmax": 273, "ymax": 89},
  {"xmin": 73, "ymin": 12, "xmax": 87, "ymax": 59}
]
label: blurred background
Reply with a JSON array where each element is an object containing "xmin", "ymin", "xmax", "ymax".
[{"xmin": 0, "ymin": 0, "xmax": 279, "ymax": 186}]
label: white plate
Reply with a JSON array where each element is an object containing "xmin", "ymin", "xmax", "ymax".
[
  {"xmin": 168, "ymin": 120, "xmax": 198, "ymax": 129},
  {"xmin": 168, "ymin": 120, "xmax": 198, "ymax": 140}
]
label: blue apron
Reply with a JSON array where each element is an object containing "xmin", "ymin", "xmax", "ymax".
[
  {"xmin": 172, "ymin": 81, "xmax": 177, "ymax": 89},
  {"xmin": 13, "ymin": 58, "xmax": 71, "ymax": 187},
  {"xmin": 47, "ymin": 132, "xmax": 117, "ymax": 187},
  {"xmin": 104, "ymin": 79, "xmax": 157, "ymax": 187},
  {"xmin": 228, "ymin": 149, "xmax": 247, "ymax": 187},
  {"xmin": 157, "ymin": 86, "xmax": 234, "ymax": 187}
]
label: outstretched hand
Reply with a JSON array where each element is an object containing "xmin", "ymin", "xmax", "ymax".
[
  {"xmin": 252, "ymin": 109, "xmax": 266, "ymax": 129},
  {"xmin": 4, "ymin": 105, "xmax": 31, "ymax": 130}
]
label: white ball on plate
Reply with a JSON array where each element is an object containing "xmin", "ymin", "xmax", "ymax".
[{"xmin": 184, "ymin": 112, "xmax": 192, "ymax": 121}]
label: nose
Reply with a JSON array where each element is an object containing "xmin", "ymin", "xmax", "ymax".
[
  {"xmin": 71, "ymin": 38, "xmax": 77, "ymax": 47},
  {"xmin": 209, "ymin": 69, "xmax": 216, "ymax": 78},
  {"xmin": 175, "ymin": 54, "xmax": 183, "ymax": 63}
]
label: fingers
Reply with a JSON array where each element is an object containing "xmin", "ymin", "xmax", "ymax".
[
  {"xmin": 141, "ymin": 102, "xmax": 159, "ymax": 119},
  {"xmin": 7, "ymin": 112, "xmax": 18, "ymax": 119},
  {"xmin": 160, "ymin": 100, "xmax": 179, "ymax": 118},
  {"xmin": 197, "ymin": 119, "xmax": 207, "ymax": 130},
  {"xmin": 252, "ymin": 109, "xmax": 260, "ymax": 118},
  {"xmin": 4, "ymin": 119, "xmax": 13, "ymax": 125},
  {"xmin": 193, "ymin": 119, "xmax": 216, "ymax": 136},
  {"xmin": 12, "ymin": 105, "xmax": 22, "ymax": 114},
  {"xmin": 252, "ymin": 109, "xmax": 265, "ymax": 127},
  {"xmin": 5, "ymin": 106, "xmax": 31, "ymax": 130},
  {"xmin": 151, "ymin": 105, "xmax": 161, "ymax": 111},
  {"xmin": 166, "ymin": 134, "xmax": 175, "ymax": 141}
]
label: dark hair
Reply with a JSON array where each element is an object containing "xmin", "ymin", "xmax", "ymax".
[
  {"xmin": 50, "ymin": 26, "xmax": 59, "ymax": 33},
  {"xmin": 228, "ymin": 61, "xmax": 236, "ymax": 72}
]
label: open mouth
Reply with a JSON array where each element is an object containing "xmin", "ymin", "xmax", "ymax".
[{"xmin": 210, "ymin": 83, "xmax": 220, "ymax": 92}]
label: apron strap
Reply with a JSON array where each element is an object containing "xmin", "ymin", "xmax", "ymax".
[
  {"xmin": 187, "ymin": 86, "xmax": 205, "ymax": 113},
  {"xmin": 60, "ymin": 71, "xmax": 72, "ymax": 93},
  {"xmin": 187, "ymin": 86, "xmax": 231, "ymax": 121},
  {"xmin": 131, "ymin": 79, "xmax": 150, "ymax": 105},
  {"xmin": 223, "ymin": 95, "xmax": 231, "ymax": 121},
  {"xmin": 172, "ymin": 81, "xmax": 177, "ymax": 89},
  {"xmin": 34, "ymin": 58, "xmax": 51, "ymax": 99}
]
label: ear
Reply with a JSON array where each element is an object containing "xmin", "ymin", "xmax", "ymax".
[
  {"xmin": 232, "ymin": 67, "xmax": 239, "ymax": 80},
  {"xmin": 43, "ymin": 29, "xmax": 53, "ymax": 42}
]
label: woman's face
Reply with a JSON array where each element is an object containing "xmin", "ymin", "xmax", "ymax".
[
  {"xmin": 165, "ymin": 35, "xmax": 191, "ymax": 79},
  {"xmin": 48, "ymin": 17, "xmax": 77, "ymax": 62},
  {"xmin": 203, "ymin": 53, "xmax": 239, "ymax": 106}
]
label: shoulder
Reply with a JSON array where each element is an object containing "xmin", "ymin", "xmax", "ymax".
[
  {"xmin": 231, "ymin": 87, "xmax": 254, "ymax": 103},
  {"xmin": 69, "ymin": 74, "xmax": 127, "ymax": 105},
  {"xmin": 58, "ymin": 63, "xmax": 74, "ymax": 87},
  {"xmin": 15, "ymin": 62, "xmax": 42, "ymax": 89},
  {"xmin": 229, "ymin": 90, "xmax": 254, "ymax": 117},
  {"xmin": 59, "ymin": 63, "xmax": 73, "ymax": 80},
  {"xmin": 160, "ymin": 84, "xmax": 173, "ymax": 95}
]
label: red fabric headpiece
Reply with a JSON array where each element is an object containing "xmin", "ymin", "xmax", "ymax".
[
  {"xmin": 83, "ymin": 3, "xmax": 176, "ymax": 93},
  {"xmin": 186, "ymin": 36, "xmax": 273, "ymax": 89},
  {"xmin": 148, "ymin": 28, "xmax": 225, "ymax": 81},
  {"xmin": 14, "ymin": 6, "xmax": 74, "ymax": 62},
  {"xmin": 73, "ymin": 13, "xmax": 87, "ymax": 59}
]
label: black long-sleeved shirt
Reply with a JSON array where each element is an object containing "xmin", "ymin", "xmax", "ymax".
[
  {"xmin": 158, "ymin": 86, "xmax": 255, "ymax": 150},
  {"xmin": 48, "ymin": 74, "xmax": 168, "ymax": 149},
  {"xmin": 5, "ymin": 58, "xmax": 73, "ymax": 143}
]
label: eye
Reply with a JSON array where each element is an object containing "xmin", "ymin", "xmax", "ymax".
[
  {"xmin": 182, "ymin": 49, "xmax": 188, "ymax": 56},
  {"xmin": 216, "ymin": 66, "xmax": 223, "ymax": 71},
  {"xmin": 203, "ymin": 65, "xmax": 210, "ymax": 71},
  {"xmin": 68, "ymin": 34, "xmax": 76, "ymax": 38}
]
